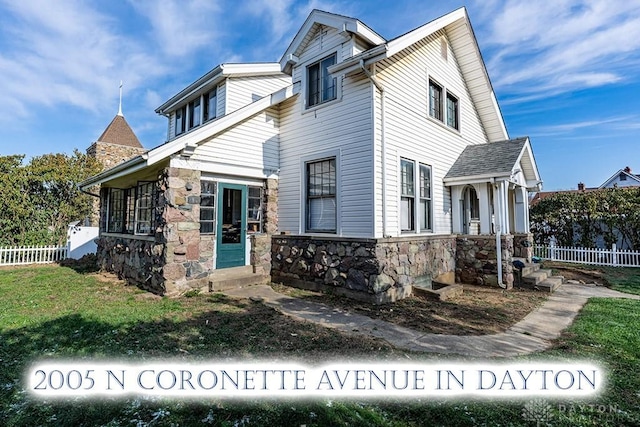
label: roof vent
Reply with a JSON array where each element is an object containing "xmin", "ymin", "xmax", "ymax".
[{"xmin": 440, "ymin": 38, "xmax": 448, "ymax": 61}]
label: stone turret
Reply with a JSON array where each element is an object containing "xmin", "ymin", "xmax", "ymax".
[{"xmin": 86, "ymin": 110, "xmax": 146, "ymax": 226}]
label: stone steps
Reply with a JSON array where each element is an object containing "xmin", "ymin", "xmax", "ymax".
[
  {"xmin": 208, "ymin": 265, "xmax": 269, "ymax": 292},
  {"xmin": 513, "ymin": 259, "xmax": 564, "ymax": 293}
]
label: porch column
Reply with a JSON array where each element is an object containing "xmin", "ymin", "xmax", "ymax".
[
  {"xmin": 476, "ymin": 184, "xmax": 492, "ymax": 234},
  {"xmin": 451, "ymin": 186, "xmax": 464, "ymax": 233},
  {"xmin": 514, "ymin": 186, "xmax": 528, "ymax": 233},
  {"xmin": 493, "ymin": 181, "xmax": 509, "ymax": 234}
]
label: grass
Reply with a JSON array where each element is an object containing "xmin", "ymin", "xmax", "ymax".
[
  {"xmin": 1, "ymin": 264, "xmax": 639, "ymax": 426},
  {"xmin": 544, "ymin": 261, "xmax": 640, "ymax": 295}
]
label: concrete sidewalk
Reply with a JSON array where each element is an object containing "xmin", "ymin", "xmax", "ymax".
[{"xmin": 225, "ymin": 284, "xmax": 640, "ymax": 358}]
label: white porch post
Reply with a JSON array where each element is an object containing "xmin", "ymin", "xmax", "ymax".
[
  {"xmin": 476, "ymin": 184, "xmax": 492, "ymax": 234},
  {"xmin": 493, "ymin": 180, "xmax": 509, "ymax": 235},
  {"xmin": 451, "ymin": 186, "xmax": 463, "ymax": 233},
  {"xmin": 514, "ymin": 186, "xmax": 528, "ymax": 233}
]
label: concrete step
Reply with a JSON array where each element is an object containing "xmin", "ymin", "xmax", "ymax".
[
  {"xmin": 512, "ymin": 258, "xmax": 541, "ymax": 276},
  {"xmin": 534, "ymin": 276, "xmax": 564, "ymax": 293},
  {"xmin": 208, "ymin": 265, "xmax": 269, "ymax": 292},
  {"xmin": 522, "ymin": 269, "xmax": 553, "ymax": 287}
]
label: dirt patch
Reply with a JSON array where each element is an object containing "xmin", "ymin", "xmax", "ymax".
[
  {"xmin": 544, "ymin": 262, "xmax": 607, "ymax": 285},
  {"xmin": 271, "ymin": 283, "xmax": 548, "ymax": 336}
]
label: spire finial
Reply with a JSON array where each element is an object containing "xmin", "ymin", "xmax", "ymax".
[{"xmin": 117, "ymin": 80, "xmax": 123, "ymax": 116}]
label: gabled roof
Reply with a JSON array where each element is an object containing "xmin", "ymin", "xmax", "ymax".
[
  {"xmin": 329, "ymin": 7, "xmax": 508, "ymax": 142},
  {"xmin": 444, "ymin": 137, "xmax": 541, "ymax": 189},
  {"xmin": 96, "ymin": 114, "xmax": 143, "ymax": 148},
  {"xmin": 280, "ymin": 9, "xmax": 386, "ymax": 72},
  {"xmin": 599, "ymin": 168, "xmax": 640, "ymax": 188},
  {"xmin": 80, "ymin": 84, "xmax": 299, "ymax": 190},
  {"xmin": 155, "ymin": 63, "xmax": 286, "ymax": 114}
]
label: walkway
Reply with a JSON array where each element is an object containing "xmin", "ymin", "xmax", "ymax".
[{"xmin": 225, "ymin": 284, "xmax": 640, "ymax": 358}]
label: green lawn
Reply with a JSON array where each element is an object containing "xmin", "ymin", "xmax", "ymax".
[{"xmin": 1, "ymin": 265, "xmax": 639, "ymax": 426}]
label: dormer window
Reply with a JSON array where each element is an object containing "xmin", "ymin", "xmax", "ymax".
[
  {"xmin": 203, "ymin": 89, "xmax": 217, "ymax": 122},
  {"xmin": 188, "ymin": 98, "xmax": 201, "ymax": 129},
  {"xmin": 307, "ymin": 53, "xmax": 337, "ymax": 108},
  {"xmin": 175, "ymin": 106, "xmax": 186, "ymax": 135}
]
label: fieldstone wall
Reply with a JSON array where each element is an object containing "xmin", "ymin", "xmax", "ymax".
[
  {"xmin": 513, "ymin": 233, "xmax": 534, "ymax": 262},
  {"xmin": 162, "ymin": 167, "xmax": 211, "ymax": 295},
  {"xmin": 271, "ymin": 235, "xmax": 456, "ymax": 304},
  {"xmin": 96, "ymin": 236, "xmax": 165, "ymax": 294},
  {"xmin": 455, "ymin": 235, "xmax": 514, "ymax": 289}
]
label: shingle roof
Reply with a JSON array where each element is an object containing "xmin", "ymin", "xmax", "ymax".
[
  {"xmin": 97, "ymin": 115, "xmax": 143, "ymax": 148},
  {"xmin": 445, "ymin": 137, "xmax": 528, "ymax": 179}
]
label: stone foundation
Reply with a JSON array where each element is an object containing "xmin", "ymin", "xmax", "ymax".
[
  {"xmin": 271, "ymin": 235, "xmax": 456, "ymax": 304},
  {"xmin": 96, "ymin": 235, "xmax": 165, "ymax": 294},
  {"xmin": 455, "ymin": 235, "xmax": 514, "ymax": 289}
]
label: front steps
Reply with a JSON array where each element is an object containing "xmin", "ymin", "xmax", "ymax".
[
  {"xmin": 513, "ymin": 258, "xmax": 564, "ymax": 293},
  {"xmin": 208, "ymin": 265, "xmax": 269, "ymax": 292}
]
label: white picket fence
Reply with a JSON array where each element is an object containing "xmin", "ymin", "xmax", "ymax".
[
  {"xmin": 534, "ymin": 243, "xmax": 640, "ymax": 268},
  {"xmin": 0, "ymin": 245, "xmax": 69, "ymax": 266}
]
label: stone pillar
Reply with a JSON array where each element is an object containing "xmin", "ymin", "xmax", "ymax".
[
  {"xmin": 162, "ymin": 167, "xmax": 208, "ymax": 294},
  {"xmin": 264, "ymin": 178, "xmax": 278, "ymax": 235}
]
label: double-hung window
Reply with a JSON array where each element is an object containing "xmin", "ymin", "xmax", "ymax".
[
  {"xmin": 400, "ymin": 159, "xmax": 415, "ymax": 232},
  {"xmin": 446, "ymin": 92, "xmax": 459, "ymax": 130},
  {"xmin": 306, "ymin": 158, "xmax": 336, "ymax": 232},
  {"xmin": 307, "ymin": 53, "xmax": 337, "ymax": 108},
  {"xmin": 200, "ymin": 181, "xmax": 216, "ymax": 234},
  {"xmin": 419, "ymin": 164, "xmax": 432, "ymax": 231},
  {"xmin": 107, "ymin": 188, "xmax": 125, "ymax": 233},
  {"xmin": 428, "ymin": 80, "xmax": 443, "ymax": 121},
  {"xmin": 401, "ymin": 160, "xmax": 433, "ymax": 233}
]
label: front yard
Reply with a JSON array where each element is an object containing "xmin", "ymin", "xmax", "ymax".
[{"xmin": 1, "ymin": 264, "xmax": 639, "ymax": 426}]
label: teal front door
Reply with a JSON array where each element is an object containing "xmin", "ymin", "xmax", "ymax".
[{"xmin": 216, "ymin": 183, "xmax": 247, "ymax": 268}]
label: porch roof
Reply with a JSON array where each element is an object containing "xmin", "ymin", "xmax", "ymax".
[{"xmin": 444, "ymin": 137, "xmax": 542, "ymax": 189}]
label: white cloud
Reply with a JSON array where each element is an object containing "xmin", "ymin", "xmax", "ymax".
[{"xmin": 478, "ymin": 0, "xmax": 640, "ymax": 99}]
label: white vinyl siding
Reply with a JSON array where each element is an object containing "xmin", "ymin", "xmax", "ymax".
[
  {"xmin": 374, "ymin": 30, "xmax": 489, "ymax": 236},
  {"xmin": 279, "ymin": 74, "xmax": 373, "ymax": 237},
  {"xmin": 188, "ymin": 107, "xmax": 280, "ymax": 176},
  {"xmin": 225, "ymin": 76, "xmax": 291, "ymax": 113}
]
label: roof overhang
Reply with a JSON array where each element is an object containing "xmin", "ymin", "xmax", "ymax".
[
  {"xmin": 329, "ymin": 7, "xmax": 509, "ymax": 143},
  {"xmin": 81, "ymin": 84, "xmax": 299, "ymax": 190},
  {"xmin": 444, "ymin": 138, "xmax": 542, "ymax": 191},
  {"xmin": 155, "ymin": 63, "xmax": 285, "ymax": 115},
  {"xmin": 280, "ymin": 9, "xmax": 386, "ymax": 73}
]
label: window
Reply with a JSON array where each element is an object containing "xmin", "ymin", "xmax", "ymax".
[
  {"xmin": 446, "ymin": 92, "xmax": 459, "ymax": 130},
  {"xmin": 134, "ymin": 182, "xmax": 155, "ymax": 235},
  {"xmin": 469, "ymin": 187, "xmax": 480, "ymax": 220},
  {"xmin": 429, "ymin": 79, "xmax": 443, "ymax": 121},
  {"xmin": 247, "ymin": 186, "xmax": 263, "ymax": 234},
  {"xmin": 188, "ymin": 98, "xmax": 201, "ymax": 129},
  {"xmin": 175, "ymin": 106, "xmax": 186, "ymax": 135},
  {"xmin": 200, "ymin": 181, "xmax": 216, "ymax": 234},
  {"xmin": 307, "ymin": 53, "xmax": 337, "ymax": 108},
  {"xmin": 203, "ymin": 89, "xmax": 217, "ymax": 122},
  {"xmin": 620, "ymin": 173, "xmax": 627, "ymax": 181},
  {"xmin": 419, "ymin": 164, "xmax": 432, "ymax": 231},
  {"xmin": 306, "ymin": 158, "xmax": 336, "ymax": 232},
  {"xmin": 400, "ymin": 159, "xmax": 415, "ymax": 232},
  {"xmin": 104, "ymin": 183, "xmax": 158, "ymax": 236},
  {"xmin": 107, "ymin": 188, "xmax": 125, "ymax": 233}
]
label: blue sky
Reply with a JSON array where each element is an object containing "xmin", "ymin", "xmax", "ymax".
[{"xmin": 0, "ymin": 0, "xmax": 638, "ymax": 191}]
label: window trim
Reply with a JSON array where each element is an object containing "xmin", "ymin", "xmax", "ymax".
[
  {"xmin": 428, "ymin": 79, "xmax": 443, "ymax": 122},
  {"xmin": 305, "ymin": 52, "xmax": 339, "ymax": 110},
  {"xmin": 400, "ymin": 158, "xmax": 416, "ymax": 232},
  {"xmin": 247, "ymin": 185, "xmax": 264, "ymax": 234},
  {"xmin": 399, "ymin": 157, "xmax": 434, "ymax": 235},
  {"xmin": 427, "ymin": 75, "xmax": 461, "ymax": 133}
]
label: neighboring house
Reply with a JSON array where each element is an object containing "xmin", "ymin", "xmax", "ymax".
[
  {"xmin": 599, "ymin": 166, "xmax": 640, "ymax": 189},
  {"xmin": 530, "ymin": 166, "xmax": 639, "ymax": 250},
  {"xmin": 80, "ymin": 8, "xmax": 542, "ymax": 303}
]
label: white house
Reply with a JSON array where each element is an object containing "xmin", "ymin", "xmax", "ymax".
[
  {"xmin": 80, "ymin": 8, "xmax": 541, "ymax": 302},
  {"xmin": 599, "ymin": 166, "xmax": 640, "ymax": 189}
]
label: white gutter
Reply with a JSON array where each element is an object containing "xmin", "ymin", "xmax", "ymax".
[{"xmin": 359, "ymin": 60, "xmax": 389, "ymax": 238}]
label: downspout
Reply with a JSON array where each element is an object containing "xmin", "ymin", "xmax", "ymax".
[
  {"xmin": 360, "ymin": 59, "xmax": 389, "ymax": 237},
  {"xmin": 495, "ymin": 181, "xmax": 506, "ymax": 289}
]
